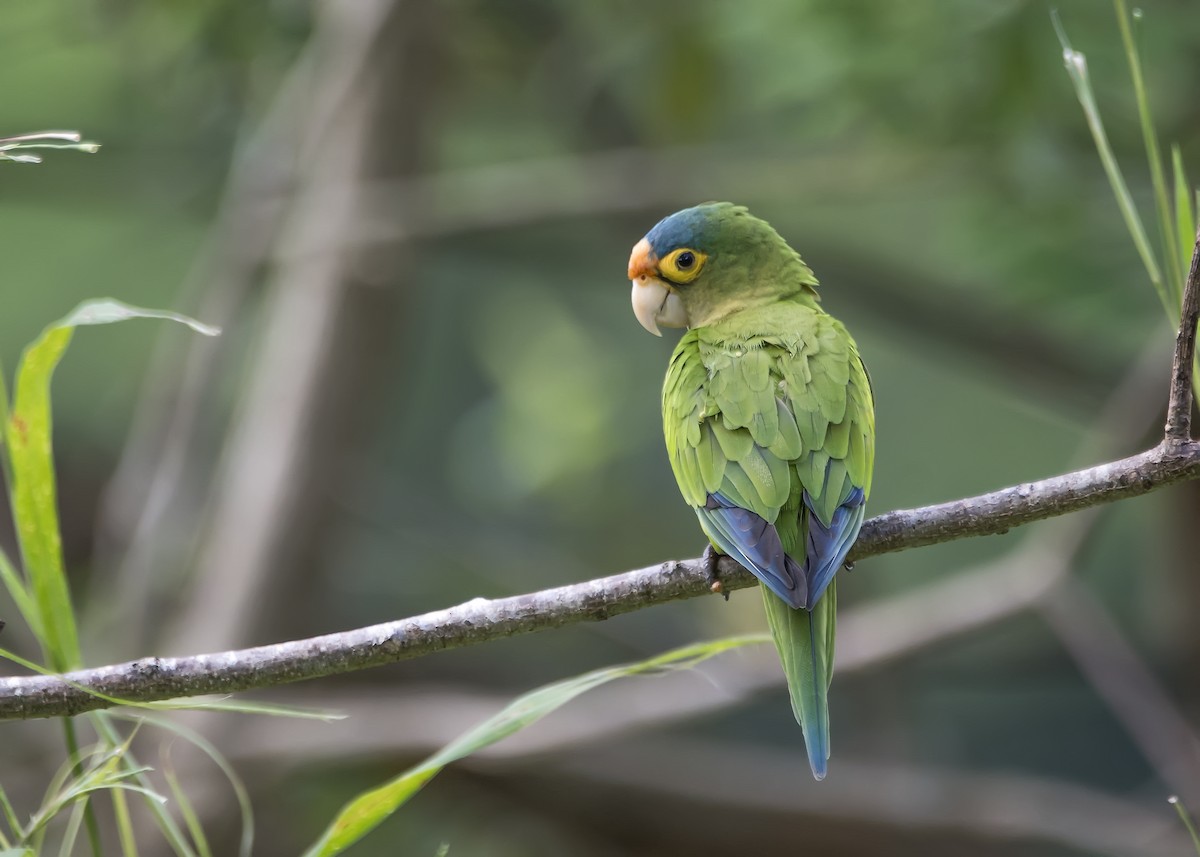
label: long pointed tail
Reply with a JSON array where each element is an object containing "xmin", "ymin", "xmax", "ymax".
[{"xmin": 761, "ymin": 581, "xmax": 837, "ymax": 780}]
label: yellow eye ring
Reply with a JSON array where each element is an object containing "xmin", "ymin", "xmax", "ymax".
[{"xmin": 659, "ymin": 247, "xmax": 707, "ymax": 284}]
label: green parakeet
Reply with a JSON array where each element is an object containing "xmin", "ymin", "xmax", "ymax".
[{"xmin": 629, "ymin": 202, "xmax": 875, "ymax": 780}]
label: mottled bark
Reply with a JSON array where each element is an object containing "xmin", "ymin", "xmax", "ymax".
[
  {"xmin": 858, "ymin": 442, "xmax": 1200, "ymax": 558},
  {"xmin": 1166, "ymin": 225, "xmax": 1200, "ymax": 444}
]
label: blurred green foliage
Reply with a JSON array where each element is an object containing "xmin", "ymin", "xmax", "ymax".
[{"xmin": 2, "ymin": 0, "xmax": 1199, "ymax": 854}]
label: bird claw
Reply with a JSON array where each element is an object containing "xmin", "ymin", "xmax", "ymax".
[{"xmin": 703, "ymin": 545, "xmax": 730, "ymax": 601}]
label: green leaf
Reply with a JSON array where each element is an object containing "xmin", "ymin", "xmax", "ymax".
[
  {"xmin": 7, "ymin": 325, "xmax": 77, "ymax": 670},
  {"xmin": 4, "ymin": 299, "xmax": 218, "ymax": 670},
  {"xmin": 302, "ymin": 635, "xmax": 768, "ymax": 857},
  {"xmin": 49, "ymin": 300, "xmax": 220, "ymax": 337}
]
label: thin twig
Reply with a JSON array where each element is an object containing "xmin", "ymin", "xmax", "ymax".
[
  {"xmin": 1166, "ymin": 223, "xmax": 1200, "ymax": 444},
  {"xmin": 0, "ymin": 434, "xmax": 1198, "ymax": 719}
]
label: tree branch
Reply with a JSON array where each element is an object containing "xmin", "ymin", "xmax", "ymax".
[
  {"xmin": 860, "ymin": 441, "xmax": 1197, "ymax": 556},
  {"xmin": 1, "ymin": 435, "xmax": 1198, "ymax": 719},
  {"xmin": 1166, "ymin": 223, "xmax": 1200, "ymax": 444}
]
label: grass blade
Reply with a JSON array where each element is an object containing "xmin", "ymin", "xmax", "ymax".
[
  {"xmin": 302, "ymin": 635, "xmax": 768, "ymax": 857},
  {"xmin": 1052, "ymin": 12, "xmax": 1170, "ymax": 316},
  {"xmin": 1174, "ymin": 146, "xmax": 1196, "ymax": 289},
  {"xmin": 161, "ymin": 752, "xmax": 211, "ymax": 857},
  {"xmin": 5, "ymin": 299, "xmax": 219, "ymax": 672},
  {"xmin": 148, "ymin": 699, "xmax": 343, "ymax": 721},
  {"xmin": 1115, "ymin": 0, "xmax": 1180, "ymax": 301},
  {"xmin": 0, "ymin": 548, "xmax": 40, "ymax": 643},
  {"xmin": 0, "ymin": 131, "xmax": 99, "ymax": 164},
  {"xmin": 0, "ymin": 361, "xmax": 12, "ymax": 489},
  {"xmin": 110, "ymin": 787, "xmax": 139, "ymax": 857},
  {"xmin": 116, "ymin": 713, "xmax": 255, "ymax": 857},
  {"xmin": 55, "ymin": 800, "xmax": 87, "ymax": 857},
  {"xmin": 58, "ymin": 720, "xmax": 101, "ymax": 857},
  {"xmin": 23, "ymin": 739, "xmax": 156, "ymax": 846},
  {"xmin": 0, "ymin": 785, "xmax": 18, "ymax": 847},
  {"xmin": 48, "ymin": 300, "xmax": 220, "ymax": 338},
  {"xmin": 1170, "ymin": 796, "xmax": 1200, "ymax": 854},
  {"xmin": 89, "ymin": 714, "xmax": 198, "ymax": 857}
]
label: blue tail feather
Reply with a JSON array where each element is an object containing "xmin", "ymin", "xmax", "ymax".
[
  {"xmin": 803, "ymin": 486, "xmax": 865, "ymax": 606},
  {"xmin": 761, "ymin": 583, "xmax": 835, "ymax": 780}
]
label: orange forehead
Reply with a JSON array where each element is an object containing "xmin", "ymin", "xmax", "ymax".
[{"xmin": 627, "ymin": 237, "xmax": 658, "ymax": 280}]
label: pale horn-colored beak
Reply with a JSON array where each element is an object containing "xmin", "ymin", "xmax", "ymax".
[
  {"xmin": 628, "ymin": 238, "xmax": 688, "ymax": 336},
  {"xmin": 632, "ymin": 278, "xmax": 688, "ymax": 336}
]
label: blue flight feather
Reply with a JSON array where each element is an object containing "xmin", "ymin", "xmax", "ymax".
[
  {"xmin": 803, "ymin": 486, "xmax": 866, "ymax": 607},
  {"xmin": 697, "ymin": 492, "xmax": 808, "ymax": 609},
  {"xmin": 699, "ymin": 483, "xmax": 864, "ymax": 612}
]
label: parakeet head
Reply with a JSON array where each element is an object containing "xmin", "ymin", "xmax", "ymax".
[{"xmin": 629, "ymin": 202, "xmax": 818, "ymax": 335}]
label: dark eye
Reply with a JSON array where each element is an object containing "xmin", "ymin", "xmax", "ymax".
[{"xmin": 662, "ymin": 247, "xmax": 706, "ymax": 283}]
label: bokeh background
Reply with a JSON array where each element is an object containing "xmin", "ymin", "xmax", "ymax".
[{"xmin": 3, "ymin": 1, "xmax": 1200, "ymax": 855}]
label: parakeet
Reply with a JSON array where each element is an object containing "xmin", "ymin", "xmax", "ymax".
[{"xmin": 629, "ymin": 202, "xmax": 875, "ymax": 780}]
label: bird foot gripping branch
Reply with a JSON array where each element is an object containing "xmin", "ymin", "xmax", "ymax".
[{"xmin": 700, "ymin": 545, "xmax": 728, "ymax": 600}]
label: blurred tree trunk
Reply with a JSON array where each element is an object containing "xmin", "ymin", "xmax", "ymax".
[
  {"xmin": 257, "ymin": 1, "xmax": 446, "ymax": 646},
  {"xmin": 140, "ymin": 2, "xmax": 446, "ymax": 849},
  {"xmin": 168, "ymin": 0, "xmax": 443, "ymax": 654}
]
